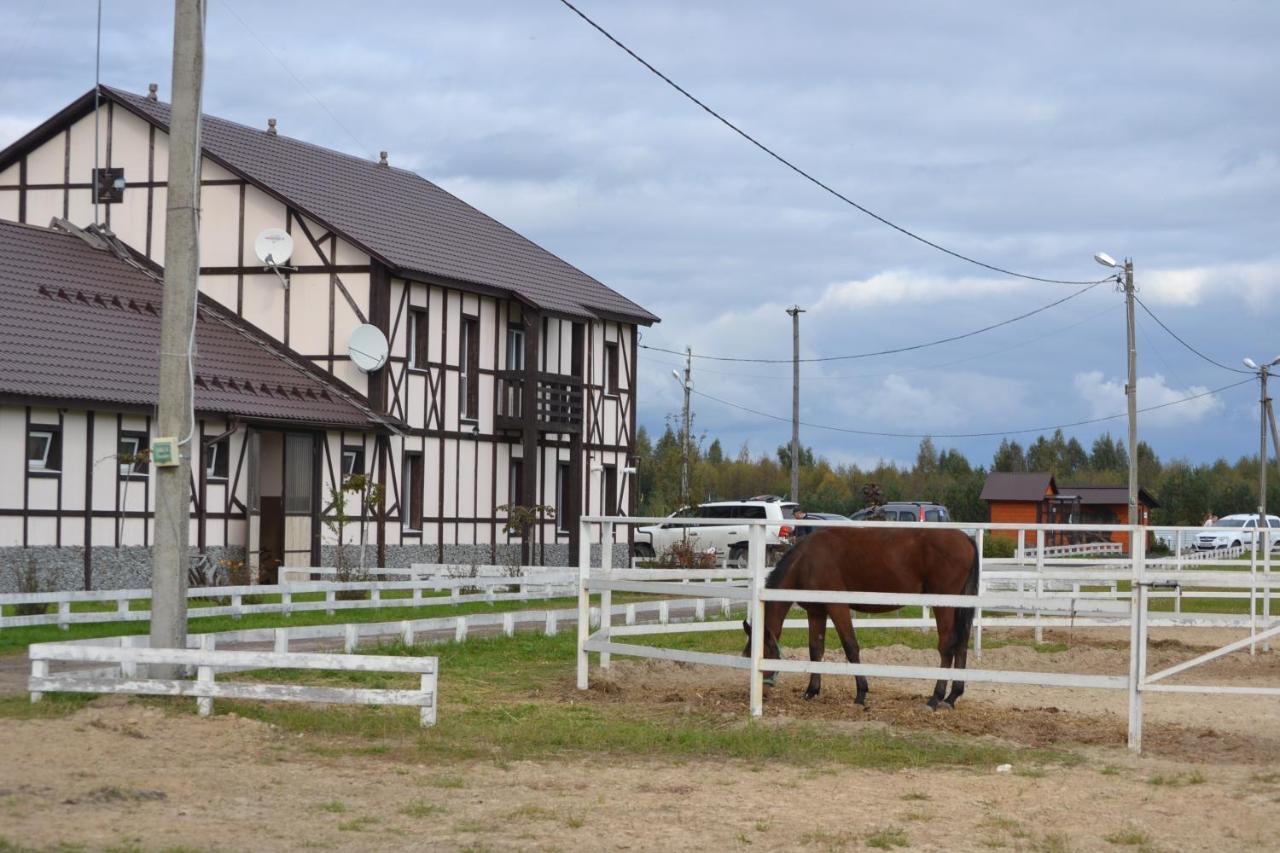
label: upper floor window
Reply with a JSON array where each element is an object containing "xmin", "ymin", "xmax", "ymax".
[
  {"xmin": 409, "ymin": 310, "xmax": 429, "ymax": 369},
  {"xmin": 118, "ymin": 432, "xmax": 150, "ymax": 479},
  {"xmin": 506, "ymin": 325, "xmax": 525, "ymax": 371},
  {"xmin": 604, "ymin": 342, "xmax": 620, "ymax": 396},
  {"xmin": 27, "ymin": 427, "xmax": 61, "ymax": 473},
  {"xmin": 460, "ymin": 316, "xmax": 480, "ymax": 421},
  {"xmin": 205, "ymin": 436, "xmax": 229, "ymax": 481}
]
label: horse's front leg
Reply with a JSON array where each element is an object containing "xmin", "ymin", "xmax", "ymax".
[
  {"xmin": 803, "ymin": 606, "xmax": 826, "ymax": 700},
  {"xmin": 828, "ymin": 605, "xmax": 869, "ymax": 708},
  {"xmin": 929, "ymin": 608, "xmax": 957, "ymax": 710}
]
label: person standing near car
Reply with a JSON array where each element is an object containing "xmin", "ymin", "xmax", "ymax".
[{"xmin": 791, "ymin": 507, "xmax": 813, "ymax": 542}]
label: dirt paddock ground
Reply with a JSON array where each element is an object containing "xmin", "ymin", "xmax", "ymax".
[{"xmin": 2, "ymin": 629, "xmax": 1278, "ymax": 851}]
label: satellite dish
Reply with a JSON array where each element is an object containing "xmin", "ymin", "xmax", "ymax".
[
  {"xmin": 348, "ymin": 324, "xmax": 390, "ymax": 373},
  {"xmin": 254, "ymin": 228, "xmax": 294, "ymax": 266}
]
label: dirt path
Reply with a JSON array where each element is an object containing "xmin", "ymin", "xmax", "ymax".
[{"xmin": 1, "ymin": 699, "xmax": 1277, "ymax": 852}]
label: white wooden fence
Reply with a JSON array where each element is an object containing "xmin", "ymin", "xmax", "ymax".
[
  {"xmin": 0, "ymin": 565, "xmax": 578, "ymax": 631},
  {"xmin": 575, "ymin": 516, "xmax": 1279, "ymax": 754},
  {"xmin": 28, "ymin": 640, "xmax": 439, "ymax": 726}
]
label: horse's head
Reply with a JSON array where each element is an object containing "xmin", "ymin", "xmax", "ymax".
[{"xmin": 740, "ymin": 619, "xmax": 781, "ymax": 661}]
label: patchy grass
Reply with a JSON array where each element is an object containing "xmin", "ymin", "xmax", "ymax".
[
  {"xmin": 866, "ymin": 827, "xmax": 909, "ymax": 849},
  {"xmin": 1104, "ymin": 826, "xmax": 1154, "ymax": 846},
  {"xmin": 0, "ymin": 693, "xmax": 94, "ymax": 721},
  {"xmin": 399, "ymin": 800, "xmax": 446, "ymax": 819},
  {"xmin": 900, "ymin": 791, "xmax": 930, "ymax": 801},
  {"xmin": 314, "ymin": 801, "xmax": 348, "ymax": 814},
  {"xmin": 1146, "ymin": 770, "xmax": 1206, "ymax": 787}
]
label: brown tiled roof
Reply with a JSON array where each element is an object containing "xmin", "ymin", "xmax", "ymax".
[
  {"xmin": 100, "ymin": 87, "xmax": 657, "ymax": 325},
  {"xmin": 0, "ymin": 219, "xmax": 392, "ymax": 430},
  {"xmin": 979, "ymin": 472, "xmax": 1057, "ymax": 502},
  {"xmin": 1057, "ymin": 485, "xmax": 1160, "ymax": 509}
]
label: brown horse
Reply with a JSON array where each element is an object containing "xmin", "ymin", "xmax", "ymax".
[{"xmin": 742, "ymin": 526, "xmax": 979, "ymax": 710}]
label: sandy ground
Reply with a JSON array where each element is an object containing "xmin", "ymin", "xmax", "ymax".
[{"xmin": 2, "ymin": 630, "xmax": 1278, "ymax": 851}]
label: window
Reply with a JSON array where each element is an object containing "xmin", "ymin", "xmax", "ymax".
[
  {"xmin": 342, "ymin": 446, "xmax": 365, "ymax": 479},
  {"xmin": 555, "ymin": 461, "xmax": 571, "ymax": 533},
  {"xmin": 205, "ymin": 436, "xmax": 229, "ymax": 480},
  {"xmin": 603, "ymin": 465, "xmax": 618, "ymax": 517},
  {"xmin": 409, "ymin": 310, "xmax": 429, "ymax": 369},
  {"xmin": 283, "ymin": 433, "xmax": 314, "ymax": 514},
  {"xmin": 27, "ymin": 428, "xmax": 61, "ymax": 473},
  {"xmin": 506, "ymin": 325, "xmax": 525, "ymax": 371},
  {"xmin": 603, "ymin": 342, "xmax": 619, "ymax": 396},
  {"xmin": 571, "ymin": 323, "xmax": 584, "ymax": 378},
  {"xmin": 508, "ymin": 458, "xmax": 524, "ymax": 506},
  {"xmin": 460, "ymin": 316, "xmax": 480, "ymax": 420},
  {"xmin": 402, "ymin": 452, "xmax": 424, "ymax": 530}
]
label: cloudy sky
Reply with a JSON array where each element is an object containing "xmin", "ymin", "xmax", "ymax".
[{"xmin": 3, "ymin": 1, "xmax": 1277, "ymax": 470}]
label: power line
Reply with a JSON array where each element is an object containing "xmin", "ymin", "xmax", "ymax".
[
  {"xmin": 217, "ymin": 0, "xmax": 374, "ymax": 159},
  {"xmin": 556, "ymin": 0, "xmax": 1113, "ymax": 288},
  {"xmin": 1134, "ymin": 295, "xmax": 1252, "ymax": 375},
  {"xmin": 690, "ymin": 378, "xmax": 1253, "ymax": 440},
  {"xmin": 641, "ymin": 280, "xmax": 1105, "ymax": 364}
]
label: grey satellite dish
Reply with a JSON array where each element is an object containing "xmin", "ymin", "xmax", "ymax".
[
  {"xmin": 348, "ymin": 324, "xmax": 390, "ymax": 373},
  {"xmin": 254, "ymin": 228, "xmax": 294, "ymax": 266}
]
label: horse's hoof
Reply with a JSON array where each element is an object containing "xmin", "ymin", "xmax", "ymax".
[
  {"xmin": 803, "ymin": 690, "xmax": 819, "ymax": 701},
  {"xmin": 935, "ymin": 701, "xmax": 954, "ymax": 712}
]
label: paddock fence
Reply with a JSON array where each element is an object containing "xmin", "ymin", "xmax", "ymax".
[{"xmin": 574, "ymin": 515, "xmax": 1278, "ymax": 753}]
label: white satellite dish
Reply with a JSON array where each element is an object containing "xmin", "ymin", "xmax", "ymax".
[
  {"xmin": 254, "ymin": 228, "xmax": 294, "ymax": 267},
  {"xmin": 348, "ymin": 324, "xmax": 390, "ymax": 373}
]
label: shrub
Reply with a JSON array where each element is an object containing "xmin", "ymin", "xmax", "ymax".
[
  {"xmin": 11, "ymin": 554, "xmax": 49, "ymax": 616},
  {"xmin": 983, "ymin": 536, "xmax": 1016, "ymax": 559}
]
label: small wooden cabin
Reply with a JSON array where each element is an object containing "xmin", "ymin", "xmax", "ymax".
[{"xmin": 980, "ymin": 472, "xmax": 1158, "ymax": 552}]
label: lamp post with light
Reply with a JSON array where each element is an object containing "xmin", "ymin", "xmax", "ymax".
[
  {"xmin": 1095, "ymin": 252, "xmax": 1140, "ymax": 540},
  {"xmin": 1243, "ymin": 355, "xmax": 1280, "ymax": 524}
]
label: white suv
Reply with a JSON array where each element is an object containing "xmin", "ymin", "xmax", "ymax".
[
  {"xmin": 1193, "ymin": 514, "xmax": 1280, "ymax": 551},
  {"xmin": 635, "ymin": 496, "xmax": 799, "ymax": 564}
]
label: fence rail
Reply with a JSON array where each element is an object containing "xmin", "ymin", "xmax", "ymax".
[{"xmin": 28, "ymin": 641, "xmax": 439, "ymax": 726}]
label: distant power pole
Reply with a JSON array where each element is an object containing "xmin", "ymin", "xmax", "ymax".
[
  {"xmin": 786, "ymin": 306, "xmax": 805, "ymax": 503},
  {"xmin": 151, "ymin": 0, "xmax": 205, "ymax": 662},
  {"xmin": 679, "ymin": 346, "xmax": 692, "ymax": 506}
]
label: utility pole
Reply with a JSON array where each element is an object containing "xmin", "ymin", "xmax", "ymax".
[
  {"xmin": 151, "ymin": 0, "xmax": 205, "ymax": 663},
  {"xmin": 1122, "ymin": 258, "xmax": 1139, "ymax": 541},
  {"xmin": 786, "ymin": 306, "xmax": 805, "ymax": 502},
  {"xmin": 679, "ymin": 346, "xmax": 692, "ymax": 506},
  {"xmin": 1260, "ymin": 365, "xmax": 1270, "ymax": 521}
]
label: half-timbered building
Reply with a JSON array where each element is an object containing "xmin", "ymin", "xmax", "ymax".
[{"xmin": 0, "ymin": 85, "xmax": 657, "ymax": 588}]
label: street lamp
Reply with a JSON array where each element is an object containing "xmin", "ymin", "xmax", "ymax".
[
  {"xmin": 1243, "ymin": 355, "xmax": 1280, "ymax": 526},
  {"xmin": 1096, "ymin": 251, "xmax": 1140, "ymax": 544}
]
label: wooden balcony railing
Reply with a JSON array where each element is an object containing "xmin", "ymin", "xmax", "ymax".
[{"xmin": 495, "ymin": 371, "xmax": 584, "ymax": 434}]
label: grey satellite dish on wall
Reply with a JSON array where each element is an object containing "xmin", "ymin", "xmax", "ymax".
[
  {"xmin": 255, "ymin": 228, "xmax": 295, "ymax": 289},
  {"xmin": 348, "ymin": 324, "xmax": 390, "ymax": 373}
]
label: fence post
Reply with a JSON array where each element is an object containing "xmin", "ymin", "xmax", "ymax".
[
  {"xmin": 344, "ymin": 623, "xmax": 358, "ymax": 653},
  {"xmin": 600, "ymin": 521, "xmax": 614, "ymax": 669},
  {"xmin": 57, "ymin": 600, "xmax": 70, "ymax": 631},
  {"xmin": 1250, "ymin": 529, "xmax": 1259, "ymax": 655},
  {"xmin": 281, "ymin": 590, "xmax": 292, "ymax": 618},
  {"xmin": 695, "ymin": 598, "xmax": 705, "ymax": 621},
  {"xmin": 119, "ymin": 634, "xmax": 139, "ymax": 678},
  {"xmin": 454, "ymin": 617, "xmax": 467, "ymax": 643},
  {"xmin": 503, "ymin": 612, "xmax": 515, "ymax": 637},
  {"xmin": 1127, "ymin": 527, "xmax": 1145, "ymax": 753},
  {"xmin": 545, "ymin": 611, "xmax": 557, "ymax": 636},
  {"xmin": 721, "ymin": 597, "xmax": 731, "ymax": 618},
  {"xmin": 658, "ymin": 601, "xmax": 669, "ymax": 624},
  {"xmin": 401, "ymin": 620, "xmax": 414, "ymax": 646},
  {"xmin": 1265, "ymin": 528, "xmax": 1273, "ymax": 653},
  {"xmin": 625, "ymin": 603, "xmax": 636, "ymax": 626},
  {"xmin": 419, "ymin": 672, "xmax": 436, "ymax": 727},
  {"xmin": 325, "ymin": 590, "xmax": 335, "ymax": 616},
  {"xmin": 196, "ymin": 665, "xmax": 214, "ymax": 717},
  {"xmin": 577, "ymin": 517, "xmax": 592, "ymax": 691},
  {"xmin": 232, "ymin": 593, "xmax": 243, "ymax": 620},
  {"xmin": 974, "ymin": 529, "xmax": 984, "ymax": 660},
  {"xmin": 1034, "ymin": 529, "xmax": 1045, "ymax": 645},
  {"xmin": 29, "ymin": 658, "xmax": 47, "ymax": 703},
  {"xmin": 748, "ymin": 521, "xmax": 766, "ymax": 718},
  {"xmin": 117, "ymin": 599, "xmax": 130, "ymax": 620},
  {"xmin": 273, "ymin": 628, "xmax": 288, "ymax": 655}
]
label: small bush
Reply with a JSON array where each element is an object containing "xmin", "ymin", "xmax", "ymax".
[
  {"xmin": 983, "ymin": 536, "xmax": 1016, "ymax": 559},
  {"xmin": 11, "ymin": 555, "xmax": 49, "ymax": 617}
]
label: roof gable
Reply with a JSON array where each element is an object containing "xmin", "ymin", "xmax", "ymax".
[
  {"xmin": 93, "ymin": 86, "xmax": 656, "ymax": 325},
  {"xmin": 980, "ymin": 472, "xmax": 1058, "ymax": 502}
]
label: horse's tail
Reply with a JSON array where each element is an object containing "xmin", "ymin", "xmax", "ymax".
[{"xmin": 946, "ymin": 535, "xmax": 981, "ymax": 657}]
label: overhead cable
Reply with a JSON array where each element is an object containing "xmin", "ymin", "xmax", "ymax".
[
  {"xmin": 641, "ymin": 281, "xmax": 1104, "ymax": 364},
  {"xmin": 690, "ymin": 378, "xmax": 1253, "ymax": 440},
  {"xmin": 1134, "ymin": 295, "xmax": 1253, "ymax": 375},
  {"xmin": 556, "ymin": 0, "xmax": 1113, "ymax": 287}
]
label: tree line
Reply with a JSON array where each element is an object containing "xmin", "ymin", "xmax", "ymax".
[{"xmin": 633, "ymin": 421, "xmax": 1278, "ymax": 526}]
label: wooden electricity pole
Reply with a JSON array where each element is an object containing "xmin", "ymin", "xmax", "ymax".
[
  {"xmin": 150, "ymin": 0, "xmax": 205, "ymax": 660},
  {"xmin": 786, "ymin": 306, "xmax": 805, "ymax": 502}
]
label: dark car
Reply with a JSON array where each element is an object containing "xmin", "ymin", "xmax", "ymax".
[{"xmin": 851, "ymin": 501, "xmax": 951, "ymax": 522}]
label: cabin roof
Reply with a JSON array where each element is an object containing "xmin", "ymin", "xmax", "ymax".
[
  {"xmin": 979, "ymin": 472, "xmax": 1057, "ymax": 502},
  {"xmin": 1056, "ymin": 485, "xmax": 1160, "ymax": 509},
  {"xmin": 57, "ymin": 87, "xmax": 656, "ymax": 325},
  {"xmin": 0, "ymin": 219, "xmax": 395, "ymax": 430}
]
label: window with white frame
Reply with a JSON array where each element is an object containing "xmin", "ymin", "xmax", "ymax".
[
  {"xmin": 342, "ymin": 446, "xmax": 365, "ymax": 480},
  {"xmin": 205, "ymin": 436, "xmax": 229, "ymax": 480},
  {"xmin": 506, "ymin": 325, "xmax": 525, "ymax": 370},
  {"xmin": 27, "ymin": 428, "xmax": 61, "ymax": 473},
  {"xmin": 118, "ymin": 432, "xmax": 150, "ymax": 478}
]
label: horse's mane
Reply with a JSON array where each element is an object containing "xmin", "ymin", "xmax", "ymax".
[{"xmin": 764, "ymin": 545, "xmax": 799, "ymax": 589}]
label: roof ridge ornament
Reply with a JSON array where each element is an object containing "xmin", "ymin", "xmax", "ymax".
[
  {"xmin": 267, "ymin": 118, "xmax": 277, "ymax": 136},
  {"xmin": 147, "ymin": 83, "xmax": 158, "ymax": 102}
]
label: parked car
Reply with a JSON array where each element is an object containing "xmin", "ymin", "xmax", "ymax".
[
  {"xmin": 635, "ymin": 495, "xmax": 799, "ymax": 564},
  {"xmin": 850, "ymin": 501, "xmax": 951, "ymax": 522},
  {"xmin": 1193, "ymin": 514, "xmax": 1280, "ymax": 551}
]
